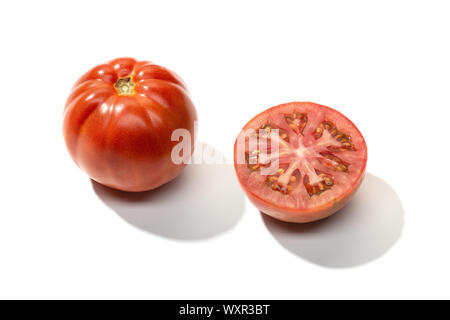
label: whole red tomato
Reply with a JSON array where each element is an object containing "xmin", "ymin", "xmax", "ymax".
[{"xmin": 63, "ymin": 58, "xmax": 197, "ymax": 192}]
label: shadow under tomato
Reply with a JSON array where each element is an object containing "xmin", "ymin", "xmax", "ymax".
[
  {"xmin": 92, "ymin": 143, "xmax": 245, "ymax": 241},
  {"xmin": 261, "ymin": 173, "xmax": 404, "ymax": 268}
]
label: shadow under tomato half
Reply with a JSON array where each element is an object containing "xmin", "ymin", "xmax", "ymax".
[
  {"xmin": 92, "ymin": 143, "xmax": 245, "ymax": 241},
  {"xmin": 261, "ymin": 173, "xmax": 404, "ymax": 268}
]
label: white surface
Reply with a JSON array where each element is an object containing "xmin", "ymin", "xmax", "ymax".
[{"xmin": 0, "ymin": 0, "xmax": 449, "ymax": 299}]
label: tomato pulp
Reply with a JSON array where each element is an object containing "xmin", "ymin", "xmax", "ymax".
[
  {"xmin": 234, "ymin": 102, "xmax": 367, "ymax": 223},
  {"xmin": 63, "ymin": 58, "xmax": 197, "ymax": 192}
]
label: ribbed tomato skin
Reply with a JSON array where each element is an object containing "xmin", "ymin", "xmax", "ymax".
[{"xmin": 63, "ymin": 58, "xmax": 197, "ymax": 192}]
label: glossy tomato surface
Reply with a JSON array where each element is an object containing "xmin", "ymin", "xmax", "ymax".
[
  {"xmin": 234, "ymin": 102, "xmax": 367, "ymax": 223},
  {"xmin": 63, "ymin": 58, "xmax": 197, "ymax": 192}
]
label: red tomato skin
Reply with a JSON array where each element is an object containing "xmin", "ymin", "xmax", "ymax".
[
  {"xmin": 63, "ymin": 58, "xmax": 197, "ymax": 192},
  {"xmin": 233, "ymin": 102, "xmax": 368, "ymax": 223}
]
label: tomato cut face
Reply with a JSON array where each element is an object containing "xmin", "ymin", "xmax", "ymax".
[{"xmin": 234, "ymin": 102, "xmax": 367, "ymax": 223}]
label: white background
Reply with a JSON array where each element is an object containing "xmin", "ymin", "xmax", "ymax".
[{"xmin": 0, "ymin": 0, "xmax": 449, "ymax": 299}]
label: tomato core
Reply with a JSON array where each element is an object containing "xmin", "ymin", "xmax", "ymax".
[{"xmin": 114, "ymin": 76, "xmax": 135, "ymax": 95}]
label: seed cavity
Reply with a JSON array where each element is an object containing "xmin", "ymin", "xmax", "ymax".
[
  {"xmin": 314, "ymin": 120, "xmax": 355, "ymax": 151},
  {"xmin": 285, "ymin": 112, "xmax": 308, "ymax": 135},
  {"xmin": 260, "ymin": 123, "xmax": 288, "ymax": 142},
  {"xmin": 319, "ymin": 152, "xmax": 349, "ymax": 172},
  {"xmin": 245, "ymin": 122, "xmax": 290, "ymax": 171},
  {"xmin": 261, "ymin": 123, "xmax": 274, "ymax": 135},
  {"xmin": 303, "ymin": 171, "xmax": 334, "ymax": 197},
  {"xmin": 266, "ymin": 168, "xmax": 300, "ymax": 195}
]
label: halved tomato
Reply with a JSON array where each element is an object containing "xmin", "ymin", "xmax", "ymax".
[{"xmin": 234, "ymin": 102, "xmax": 367, "ymax": 223}]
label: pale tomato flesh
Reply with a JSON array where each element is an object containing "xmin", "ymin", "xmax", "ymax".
[{"xmin": 234, "ymin": 102, "xmax": 368, "ymax": 223}]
